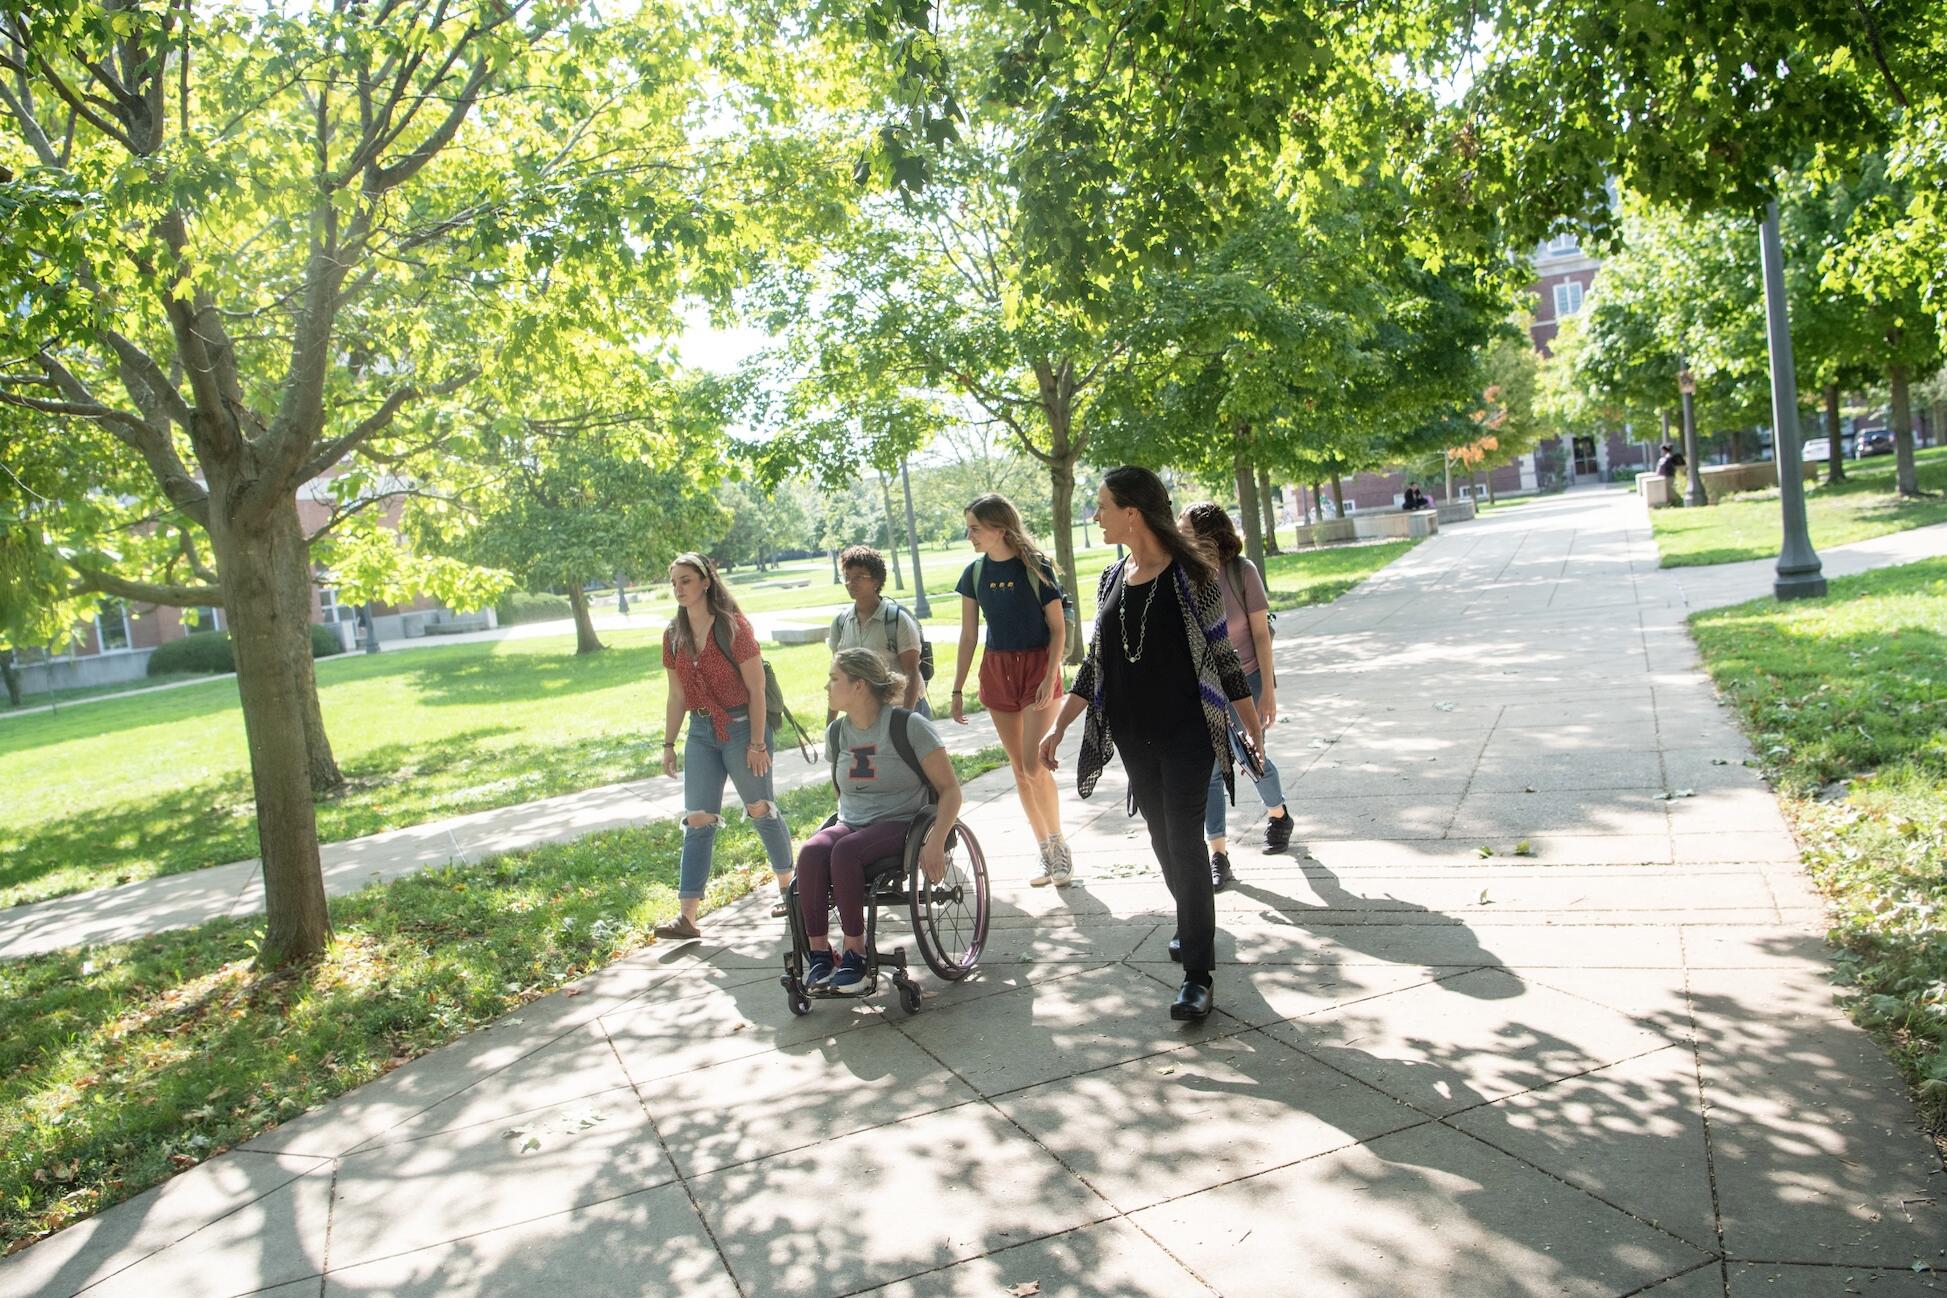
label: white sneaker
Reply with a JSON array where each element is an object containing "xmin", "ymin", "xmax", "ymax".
[
  {"xmin": 1028, "ymin": 840, "xmax": 1054, "ymax": 887},
  {"xmin": 1050, "ymin": 838, "xmax": 1075, "ymax": 887}
]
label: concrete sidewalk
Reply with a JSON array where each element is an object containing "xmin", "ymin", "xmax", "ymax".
[{"xmin": 4, "ymin": 487, "xmax": 1944, "ymax": 1298}]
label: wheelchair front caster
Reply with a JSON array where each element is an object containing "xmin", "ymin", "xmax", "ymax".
[
  {"xmin": 781, "ymin": 973, "xmax": 812, "ymax": 1017},
  {"xmin": 893, "ymin": 973, "xmax": 922, "ymax": 1015}
]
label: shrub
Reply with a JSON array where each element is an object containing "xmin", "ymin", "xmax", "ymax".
[
  {"xmin": 496, "ymin": 591, "xmax": 573, "ymax": 625},
  {"xmin": 147, "ymin": 632, "xmax": 234, "ymax": 676},
  {"xmin": 149, "ymin": 625, "xmax": 347, "ymax": 675}
]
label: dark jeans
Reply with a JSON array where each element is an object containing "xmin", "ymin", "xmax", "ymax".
[
  {"xmin": 1121, "ymin": 733, "xmax": 1217, "ymax": 977},
  {"xmin": 796, "ymin": 818, "xmax": 912, "ymax": 941}
]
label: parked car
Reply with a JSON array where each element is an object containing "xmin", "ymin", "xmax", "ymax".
[
  {"xmin": 1856, "ymin": 428, "xmax": 1895, "ymax": 458},
  {"xmin": 1801, "ymin": 438, "xmax": 1830, "ymax": 463}
]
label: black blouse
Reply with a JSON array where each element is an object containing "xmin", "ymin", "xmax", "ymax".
[{"xmin": 1099, "ymin": 562, "xmax": 1203, "ymax": 744}]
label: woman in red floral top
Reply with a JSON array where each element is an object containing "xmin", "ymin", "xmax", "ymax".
[{"xmin": 654, "ymin": 553, "xmax": 795, "ymax": 940}]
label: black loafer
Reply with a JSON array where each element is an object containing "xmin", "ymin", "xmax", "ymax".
[
  {"xmin": 1170, "ymin": 979, "xmax": 1214, "ymax": 1021},
  {"xmin": 1167, "ymin": 935, "xmax": 1182, "ymax": 962}
]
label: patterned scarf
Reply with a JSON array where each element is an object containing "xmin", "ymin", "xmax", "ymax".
[{"xmin": 1069, "ymin": 557, "xmax": 1252, "ymax": 804}]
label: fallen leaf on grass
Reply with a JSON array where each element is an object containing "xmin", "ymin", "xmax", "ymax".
[
  {"xmin": 521, "ymin": 1137, "xmax": 541, "ymax": 1153},
  {"xmin": 1513, "ymin": 840, "xmax": 1536, "ymax": 857},
  {"xmin": 1475, "ymin": 845, "xmax": 1494, "ymax": 858}
]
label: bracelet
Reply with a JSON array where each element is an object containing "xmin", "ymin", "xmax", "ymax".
[
  {"xmin": 747, "ymin": 743, "xmax": 767, "ymax": 751},
  {"xmin": 663, "ymin": 742, "xmax": 675, "ymax": 749},
  {"xmin": 951, "ymin": 689, "xmax": 964, "ymax": 695}
]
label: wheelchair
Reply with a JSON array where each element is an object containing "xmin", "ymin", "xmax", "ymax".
[{"xmin": 779, "ymin": 806, "xmax": 990, "ymax": 1016}]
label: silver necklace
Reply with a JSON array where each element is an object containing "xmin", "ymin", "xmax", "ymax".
[{"xmin": 1118, "ymin": 566, "xmax": 1160, "ymax": 662}]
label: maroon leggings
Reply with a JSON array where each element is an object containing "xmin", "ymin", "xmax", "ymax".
[{"xmin": 796, "ymin": 818, "xmax": 913, "ymax": 942}]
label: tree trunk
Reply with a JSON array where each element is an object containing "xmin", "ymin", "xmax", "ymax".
[
  {"xmin": 209, "ymin": 494, "xmax": 332, "ymax": 968},
  {"xmin": 615, "ymin": 572, "xmax": 629, "ymax": 615},
  {"xmin": 1312, "ymin": 482, "xmax": 1324, "ymax": 522},
  {"xmin": 1257, "ymin": 465, "xmax": 1282, "ymax": 555},
  {"xmin": 1, "ymin": 648, "xmax": 19, "ymax": 707},
  {"xmin": 1444, "ymin": 453, "xmax": 1453, "ymax": 501},
  {"xmin": 301, "ymin": 666, "xmax": 344, "ymax": 794},
  {"xmin": 567, "ymin": 583, "xmax": 605, "ymax": 654},
  {"xmin": 1036, "ymin": 363, "xmax": 1085, "ymax": 664},
  {"xmin": 830, "ymin": 547, "xmax": 841, "ymax": 584},
  {"xmin": 1485, "ymin": 468, "xmax": 1498, "ymax": 505},
  {"xmin": 1233, "ymin": 442, "xmax": 1265, "ymax": 575},
  {"xmin": 1329, "ymin": 471, "xmax": 1345, "ymax": 518},
  {"xmin": 877, "ymin": 471, "xmax": 905, "ymax": 589},
  {"xmin": 1823, "ymin": 384, "xmax": 1846, "ymax": 485},
  {"xmin": 1890, "ymin": 361, "xmax": 1919, "ymax": 496}
]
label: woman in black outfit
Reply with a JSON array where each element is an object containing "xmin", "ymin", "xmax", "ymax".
[{"xmin": 1039, "ymin": 466, "xmax": 1264, "ymax": 1020}]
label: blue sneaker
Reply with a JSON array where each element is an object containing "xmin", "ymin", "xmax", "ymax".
[
  {"xmin": 804, "ymin": 949, "xmax": 835, "ymax": 991},
  {"xmin": 828, "ymin": 950, "xmax": 869, "ymax": 996}
]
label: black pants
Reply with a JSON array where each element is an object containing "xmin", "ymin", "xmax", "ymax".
[{"xmin": 1121, "ymin": 733, "xmax": 1217, "ymax": 977}]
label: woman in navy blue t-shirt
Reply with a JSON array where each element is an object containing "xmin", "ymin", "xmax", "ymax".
[{"xmin": 949, "ymin": 493, "xmax": 1073, "ymax": 886}]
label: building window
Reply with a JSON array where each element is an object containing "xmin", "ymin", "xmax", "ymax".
[
  {"xmin": 96, "ymin": 600, "xmax": 133, "ymax": 652},
  {"xmin": 317, "ymin": 584, "xmax": 357, "ymax": 624},
  {"xmin": 183, "ymin": 606, "xmax": 221, "ymax": 635},
  {"xmin": 1553, "ymin": 280, "xmax": 1585, "ymax": 318},
  {"xmin": 1544, "ymin": 233, "xmax": 1580, "ymax": 256}
]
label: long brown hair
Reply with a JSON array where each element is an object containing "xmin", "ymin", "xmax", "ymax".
[
  {"xmin": 965, "ymin": 493, "xmax": 1054, "ymax": 582},
  {"xmin": 1102, "ymin": 467, "xmax": 1214, "ymax": 585},
  {"xmin": 1181, "ymin": 501, "xmax": 1243, "ymax": 565},
  {"xmin": 666, "ymin": 552, "xmax": 743, "ymax": 660}
]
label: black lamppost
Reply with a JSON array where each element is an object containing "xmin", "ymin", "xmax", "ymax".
[
  {"xmin": 899, "ymin": 457, "xmax": 930, "ymax": 617},
  {"xmin": 1758, "ymin": 201, "xmax": 1826, "ymax": 601},
  {"xmin": 1678, "ymin": 366, "xmax": 1707, "ymax": 507}
]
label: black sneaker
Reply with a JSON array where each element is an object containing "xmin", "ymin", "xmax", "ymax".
[
  {"xmin": 1210, "ymin": 850, "xmax": 1234, "ymax": 891},
  {"xmin": 1264, "ymin": 810, "xmax": 1294, "ymax": 853}
]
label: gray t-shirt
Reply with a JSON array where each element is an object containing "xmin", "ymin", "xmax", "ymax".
[
  {"xmin": 833, "ymin": 707, "xmax": 943, "ymax": 827},
  {"xmin": 1217, "ymin": 558, "xmax": 1269, "ymax": 675}
]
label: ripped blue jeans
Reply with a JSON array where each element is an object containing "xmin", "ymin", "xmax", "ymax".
[{"xmin": 679, "ymin": 709, "xmax": 794, "ymax": 899}]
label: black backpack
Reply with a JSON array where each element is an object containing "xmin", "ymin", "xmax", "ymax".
[
  {"xmin": 699, "ymin": 615, "xmax": 815, "ymax": 761},
  {"xmin": 826, "ymin": 707, "xmax": 936, "ymax": 804}
]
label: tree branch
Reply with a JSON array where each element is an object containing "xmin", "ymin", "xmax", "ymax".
[{"xmin": 71, "ymin": 561, "xmax": 223, "ymax": 609}]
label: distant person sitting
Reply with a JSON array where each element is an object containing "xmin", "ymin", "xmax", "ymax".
[
  {"xmin": 1401, "ymin": 484, "xmax": 1429, "ymax": 511},
  {"xmin": 1656, "ymin": 444, "xmax": 1686, "ymax": 506}
]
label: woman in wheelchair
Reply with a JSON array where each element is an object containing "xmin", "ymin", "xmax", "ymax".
[{"xmin": 798, "ymin": 648, "xmax": 964, "ymax": 995}]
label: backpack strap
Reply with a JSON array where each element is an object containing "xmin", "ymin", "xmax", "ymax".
[
  {"xmin": 825, "ymin": 718, "xmax": 843, "ymax": 793},
  {"xmin": 885, "ymin": 706, "xmax": 937, "ymax": 801},
  {"xmin": 709, "ymin": 613, "xmax": 737, "ymax": 663}
]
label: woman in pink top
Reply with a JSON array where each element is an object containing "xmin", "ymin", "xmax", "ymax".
[{"xmin": 1181, "ymin": 504, "xmax": 1294, "ymax": 888}]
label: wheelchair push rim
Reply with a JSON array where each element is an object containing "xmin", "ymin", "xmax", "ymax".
[{"xmin": 909, "ymin": 819, "xmax": 988, "ymax": 980}]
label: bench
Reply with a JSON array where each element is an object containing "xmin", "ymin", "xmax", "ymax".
[
  {"xmin": 770, "ymin": 623, "xmax": 827, "ymax": 646},
  {"xmin": 1698, "ymin": 459, "xmax": 1817, "ymax": 504},
  {"xmin": 422, "ymin": 615, "xmax": 490, "ymax": 635},
  {"xmin": 1434, "ymin": 499, "xmax": 1476, "ymax": 525}
]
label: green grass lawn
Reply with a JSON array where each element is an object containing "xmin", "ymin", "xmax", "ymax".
[
  {"xmin": 0, "ymin": 745, "xmax": 1006, "ymax": 1253},
  {"xmin": 0, "ymin": 672, "xmax": 210, "ymax": 713},
  {"xmin": 1691, "ymin": 558, "xmax": 1947, "ymax": 1125},
  {"xmin": 1653, "ymin": 445, "xmax": 1947, "ymax": 567},
  {"xmin": 0, "ymin": 634, "xmax": 886, "ymax": 908}
]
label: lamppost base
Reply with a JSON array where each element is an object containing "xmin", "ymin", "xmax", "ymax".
[{"xmin": 1773, "ymin": 570, "xmax": 1828, "ymax": 601}]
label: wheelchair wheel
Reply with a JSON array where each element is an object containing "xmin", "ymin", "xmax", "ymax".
[{"xmin": 909, "ymin": 820, "xmax": 988, "ymax": 981}]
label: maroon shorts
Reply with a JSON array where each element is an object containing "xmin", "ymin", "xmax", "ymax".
[{"xmin": 979, "ymin": 646, "xmax": 1058, "ymax": 714}]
